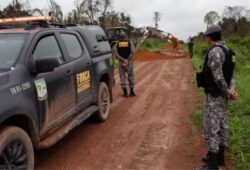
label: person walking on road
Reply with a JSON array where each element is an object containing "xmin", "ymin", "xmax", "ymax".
[
  {"xmin": 114, "ymin": 32, "xmax": 136, "ymax": 98},
  {"xmin": 188, "ymin": 37, "xmax": 194, "ymax": 58},
  {"xmin": 195, "ymin": 25, "xmax": 237, "ymax": 170}
]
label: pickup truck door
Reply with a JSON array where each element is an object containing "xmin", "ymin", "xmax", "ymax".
[
  {"xmin": 59, "ymin": 32, "xmax": 93, "ymax": 111},
  {"xmin": 30, "ymin": 33, "xmax": 77, "ymax": 135}
]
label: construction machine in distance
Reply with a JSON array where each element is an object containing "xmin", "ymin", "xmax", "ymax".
[
  {"xmin": 106, "ymin": 26, "xmax": 179, "ymax": 53},
  {"xmin": 106, "ymin": 26, "xmax": 180, "ymax": 68}
]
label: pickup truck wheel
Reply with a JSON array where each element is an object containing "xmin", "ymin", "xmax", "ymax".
[
  {"xmin": 0, "ymin": 126, "xmax": 34, "ymax": 170},
  {"xmin": 94, "ymin": 82, "xmax": 110, "ymax": 122}
]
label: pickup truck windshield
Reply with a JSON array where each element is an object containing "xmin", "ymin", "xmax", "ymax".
[{"xmin": 0, "ymin": 34, "xmax": 26, "ymax": 69}]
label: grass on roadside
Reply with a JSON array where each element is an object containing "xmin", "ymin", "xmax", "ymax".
[{"xmin": 131, "ymin": 37, "xmax": 166, "ymax": 52}]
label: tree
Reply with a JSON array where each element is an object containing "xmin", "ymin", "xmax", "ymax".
[
  {"xmin": 86, "ymin": 0, "xmax": 100, "ymax": 24},
  {"xmin": 204, "ymin": 11, "xmax": 220, "ymax": 28},
  {"xmin": 68, "ymin": 0, "xmax": 102, "ymax": 24},
  {"xmin": 101, "ymin": 10, "xmax": 131, "ymax": 28},
  {"xmin": 66, "ymin": 0, "xmax": 88, "ymax": 24},
  {"xmin": 223, "ymin": 6, "xmax": 246, "ymax": 21},
  {"xmin": 220, "ymin": 6, "xmax": 250, "ymax": 36},
  {"xmin": 0, "ymin": 0, "xmax": 31, "ymax": 18},
  {"xmin": 105, "ymin": 11, "xmax": 119, "ymax": 27},
  {"xmin": 65, "ymin": 0, "xmax": 130, "ymax": 28},
  {"xmin": 47, "ymin": 0, "xmax": 63, "ymax": 22},
  {"xmin": 66, "ymin": 0, "xmax": 130, "ymax": 28},
  {"xmin": 238, "ymin": 17, "xmax": 250, "ymax": 36},
  {"xmin": 100, "ymin": 0, "xmax": 112, "ymax": 15},
  {"xmin": 119, "ymin": 12, "xmax": 131, "ymax": 26},
  {"xmin": 245, "ymin": 9, "xmax": 250, "ymax": 20},
  {"xmin": 98, "ymin": 0, "xmax": 112, "ymax": 28},
  {"xmin": 153, "ymin": 11, "xmax": 161, "ymax": 29},
  {"xmin": 219, "ymin": 17, "xmax": 238, "ymax": 36}
]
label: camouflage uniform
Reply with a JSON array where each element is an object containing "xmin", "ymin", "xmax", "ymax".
[
  {"xmin": 203, "ymin": 42, "xmax": 235, "ymax": 153},
  {"xmin": 114, "ymin": 41, "xmax": 135, "ymax": 89}
]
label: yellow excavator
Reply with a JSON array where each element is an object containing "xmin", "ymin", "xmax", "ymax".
[{"xmin": 136, "ymin": 26, "xmax": 178, "ymax": 51}]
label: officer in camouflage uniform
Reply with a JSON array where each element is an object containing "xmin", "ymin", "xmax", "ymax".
[
  {"xmin": 114, "ymin": 32, "xmax": 136, "ymax": 97},
  {"xmin": 195, "ymin": 25, "xmax": 237, "ymax": 170}
]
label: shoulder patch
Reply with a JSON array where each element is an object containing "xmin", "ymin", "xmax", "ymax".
[
  {"xmin": 211, "ymin": 46, "xmax": 224, "ymax": 54},
  {"xmin": 119, "ymin": 41, "xmax": 129, "ymax": 48}
]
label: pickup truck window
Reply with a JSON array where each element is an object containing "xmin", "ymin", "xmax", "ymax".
[
  {"xmin": 61, "ymin": 34, "xmax": 83, "ymax": 60},
  {"xmin": 0, "ymin": 34, "xmax": 26, "ymax": 69},
  {"xmin": 33, "ymin": 35, "xmax": 64, "ymax": 64}
]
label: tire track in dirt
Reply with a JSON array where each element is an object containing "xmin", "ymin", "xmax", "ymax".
[
  {"xmin": 81, "ymin": 61, "xmax": 170, "ymax": 169},
  {"xmin": 124, "ymin": 60, "xmax": 188, "ymax": 169}
]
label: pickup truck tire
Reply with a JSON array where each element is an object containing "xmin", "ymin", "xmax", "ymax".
[
  {"xmin": 94, "ymin": 82, "xmax": 111, "ymax": 122},
  {"xmin": 0, "ymin": 126, "xmax": 34, "ymax": 170}
]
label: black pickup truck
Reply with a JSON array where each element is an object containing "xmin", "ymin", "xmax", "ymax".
[{"xmin": 0, "ymin": 20, "xmax": 114, "ymax": 169}]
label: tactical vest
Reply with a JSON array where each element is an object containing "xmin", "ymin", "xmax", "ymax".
[
  {"xmin": 117, "ymin": 40, "xmax": 131, "ymax": 59},
  {"xmin": 202, "ymin": 45, "xmax": 235, "ymax": 97}
]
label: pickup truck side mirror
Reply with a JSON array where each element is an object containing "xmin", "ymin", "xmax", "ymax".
[{"xmin": 35, "ymin": 57, "xmax": 60, "ymax": 73}]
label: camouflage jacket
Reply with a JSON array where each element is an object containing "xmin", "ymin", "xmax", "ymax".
[{"xmin": 206, "ymin": 41, "xmax": 235, "ymax": 98}]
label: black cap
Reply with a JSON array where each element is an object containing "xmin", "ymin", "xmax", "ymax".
[{"xmin": 204, "ymin": 25, "xmax": 221, "ymax": 36}]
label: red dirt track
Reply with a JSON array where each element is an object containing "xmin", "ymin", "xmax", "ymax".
[{"xmin": 35, "ymin": 50, "xmax": 230, "ymax": 169}]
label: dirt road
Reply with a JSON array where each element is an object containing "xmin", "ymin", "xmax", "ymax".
[{"xmin": 35, "ymin": 52, "xmax": 209, "ymax": 169}]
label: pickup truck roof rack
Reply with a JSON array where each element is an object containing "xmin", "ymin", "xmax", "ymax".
[
  {"xmin": 0, "ymin": 25, "xmax": 11, "ymax": 29},
  {"xmin": 25, "ymin": 21, "xmax": 65, "ymax": 30},
  {"xmin": 0, "ymin": 16, "xmax": 65, "ymax": 30},
  {"xmin": 66, "ymin": 24, "xmax": 79, "ymax": 27}
]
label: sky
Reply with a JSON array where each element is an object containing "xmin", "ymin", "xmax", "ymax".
[{"xmin": 1, "ymin": 0, "xmax": 250, "ymax": 40}]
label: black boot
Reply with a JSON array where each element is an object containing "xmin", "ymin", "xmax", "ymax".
[
  {"xmin": 202, "ymin": 146, "xmax": 225, "ymax": 165},
  {"xmin": 207, "ymin": 152, "xmax": 218, "ymax": 170},
  {"xmin": 122, "ymin": 88, "xmax": 128, "ymax": 98},
  {"xmin": 217, "ymin": 146, "xmax": 225, "ymax": 165},
  {"xmin": 129, "ymin": 88, "xmax": 136, "ymax": 97},
  {"xmin": 195, "ymin": 152, "xmax": 218, "ymax": 170},
  {"xmin": 202, "ymin": 151, "xmax": 210, "ymax": 163}
]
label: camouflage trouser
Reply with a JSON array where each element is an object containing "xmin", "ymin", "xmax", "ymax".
[
  {"xmin": 203, "ymin": 93, "xmax": 228, "ymax": 153},
  {"xmin": 119, "ymin": 62, "xmax": 135, "ymax": 89}
]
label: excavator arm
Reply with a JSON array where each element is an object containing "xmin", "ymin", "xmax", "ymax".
[{"xmin": 135, "ymin": 26, "xmax": 178, "ymax": 52}]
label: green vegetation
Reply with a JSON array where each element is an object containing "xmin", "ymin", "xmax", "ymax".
[
  {"xmin": 191, "ymin": 36, "xmax": 250, "ymax": 169},
  {"xmin": 132, "ymin": 38, "xmax": 165, "ymax": 52}
]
